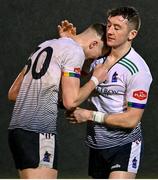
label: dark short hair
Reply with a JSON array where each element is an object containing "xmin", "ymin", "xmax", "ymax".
[
  {"xmin": 107, "ymin": 6, "xmax": 141, "ymax": 31},
  {"xmin": 90, "ymin": 23, "xmax": 107, "ymax": 43}
]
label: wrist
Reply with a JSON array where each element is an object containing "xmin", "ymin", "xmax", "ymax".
[
  {"xmin": 90, "ymin": 76, "xmax": 99, "ymax": 87},
  {"xmin": 92, "ymin": 111, "xmax": 108, "ymax": 124},
  {"xmin": 88, "ymin": 111, "xmax": 94, "ymax": 121}
]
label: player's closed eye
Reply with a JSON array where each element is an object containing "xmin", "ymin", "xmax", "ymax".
[{"xmin": 114, "ymin": 25, "xmax": 120, "ymax": 30}]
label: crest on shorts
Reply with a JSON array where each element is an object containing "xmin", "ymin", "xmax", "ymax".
[
  {"xmin": 43, "ymin": 151, "xmax": 51, "ymax": 162},
  {"xmin": 132, "ymin": 157, "xmax": 137, "ymax": 169}
]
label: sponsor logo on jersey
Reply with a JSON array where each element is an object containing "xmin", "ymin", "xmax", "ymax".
[
  {"xmin": 96, "ymin": 86, "xmax": 121, "ymax": 96},
  {"xmin": 133, "ymin": 90, "xmax": 147, "ymax": 100},
  {"xmin": 74, "ymin": 67, "xmax": 81, "ymax": 74},
  {"xmin": 112, "ymin": 72, "xmax": 118, "ymax": 82}
]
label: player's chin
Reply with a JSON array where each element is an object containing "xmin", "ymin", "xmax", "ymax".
[
  {"xmin": 107, "ymin": 39, "xmax": 117, "ymax": 46},
  {"xmin": 106, "ymin": 41, "xmax": 115, "ymax": 47}
]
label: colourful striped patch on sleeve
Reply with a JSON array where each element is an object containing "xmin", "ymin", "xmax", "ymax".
[
  {"xmin": 128, "ymin": 102, "xmax": 146, "ymax": 109},
  {"xmin": 62, "ymin": 72, "xmax": 81, "ymax": 78}
]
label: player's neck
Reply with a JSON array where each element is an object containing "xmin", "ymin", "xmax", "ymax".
[
  {"xmin": 72, "ymin": 35, "xmax": 90, "ymax": 58},
  {"xmin": 111, "ymin": 42, "xmax": 131, "ymax": 60},
  {"xmin": 72, "ymin": 35, "xmax": 86, "ymax": 49}
]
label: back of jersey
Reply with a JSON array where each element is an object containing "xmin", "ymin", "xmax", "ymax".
[{"xmin": 9, "ymin": 37, "xmax": 84, "ymax": 134}]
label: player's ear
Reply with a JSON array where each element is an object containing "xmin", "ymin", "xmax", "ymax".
[
  {"xmin": 128, "ymin": 30, "xmax": 137, "ymax": 41},
  {"xmin": 89, "ymin": 41, "xmax": 98, "ymax": 49}
]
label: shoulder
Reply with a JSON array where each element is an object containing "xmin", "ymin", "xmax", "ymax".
[
  {"xmin": 118, "ymin": 56, "xmax": 139, "ymax": 76},
  {"xmin": 38, "ymin": 39, "xmax": 56, "ymax": 47},
  {"xmin": 118, "ymin": 48, "xmax": 151, "ymax": 76},
  {"xmin": 59, "ymin": 37, "xmax": 85, "ymax": 56}
]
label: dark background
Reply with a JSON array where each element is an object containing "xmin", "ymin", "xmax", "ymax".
[{"xmin": 1, "ymin": 0, "xmax": 158, "ymax": 178}]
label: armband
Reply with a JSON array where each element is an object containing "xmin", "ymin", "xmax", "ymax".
[
  {"xmin": 90, "ymin": 76, "xmax": 99, "ymax": 86},
  {"xmin": 92, "ymin": 111, "xmax": 107, "ymax": 124}
]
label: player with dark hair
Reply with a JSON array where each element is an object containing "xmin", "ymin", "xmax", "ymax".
[
  {"xmin": 8, "ymin": 23, "xmax": 109, "ymax": 179},
  {"xmin": 60, "ymin": 6, "xmax": 152, "ymax": 179}
]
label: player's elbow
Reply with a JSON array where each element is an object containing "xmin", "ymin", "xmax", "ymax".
[
  {"xmin": 63, "ymin": 99, "xmax": 77, "ymax": 110},
  {"xmin": 63, "ymin": 102, "xmax": 76, "ymax": 110},
  {"xmin": 8, "ymin": 90, "xmax": 16, "ymax": 101},
  {"xmin": 122, "ymin": 109, "xmax": 143, "ymax": 129},
  {"xmin": 126, "ymin": 122, "xmax": 137, "ymax": 129},
  {"xmin": 125, "ymin": 118, "xmax": 140, "ymax": 129}
]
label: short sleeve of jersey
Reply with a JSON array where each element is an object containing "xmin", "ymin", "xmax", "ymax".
[
  {"xmin": 127, "ymin": 72, "xmax": 152, "ymax": 109},
  {"xmin": 62, "ymin": 48, "xmax": 85, "ymax": 78}
]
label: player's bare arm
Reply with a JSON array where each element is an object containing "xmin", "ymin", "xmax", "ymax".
[
  {"xmin": 71, "ymin": 106, "xmax": 144, "ymax": 129},
  {"xmin": 8, "ymin": 67, "xmax": 26, "ymax": 101},
  {"xmin": 62, "ymin": 64, "xmax": 108, "ymax": 110}
]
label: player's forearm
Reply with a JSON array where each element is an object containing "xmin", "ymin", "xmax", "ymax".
[
  {"xmin": 71, "ymin": 74, "xmax": 104, "ymax": 108},
  {"xmin": 74, "ymin": 107, "xmax": 143, "ymax": 129},
  {"xmin": 91, "ymin": 108, "xmax": 143, "ymax": 129},
  {"xmin": 8, "ymin": 69, "xmax": 25, "ymax": 101},
  {"xmin": 74, "ymin": 79, "xmax": 96, "ymax": 105},
  {"xmin": 104, "ymin": 112, "xmax": 141, "ymax": 129},
  {"xmin": 62, "ymin": 65, "xmax": 108, "ymax": 110},
  {"xmin": 63, "ymin": 79, "xmax": 96, "ymax": 110}
]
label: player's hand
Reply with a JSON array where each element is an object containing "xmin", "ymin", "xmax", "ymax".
[
  {"xmin": 65, "ymin": 109, "xmax": 77, "ymax": 123},
  {"xmin": 58, "ymin": 20, "xmax": 77, "ymax": 38},
  {"xmin": 92, "ymin": 64, "xmax": 108, "ymax": 84},
  {"xmin": 69, "ymin": 107, "xmax": 92, "ymax": 124}
]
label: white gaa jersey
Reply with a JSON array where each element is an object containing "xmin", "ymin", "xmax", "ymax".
[
  {"xmin": 86, "ymin": 47, "xmax": 152, "ymax": 149},
  {"xmin": 9, "ymin": 37, "xmax": 85, "ymax": 134}
]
